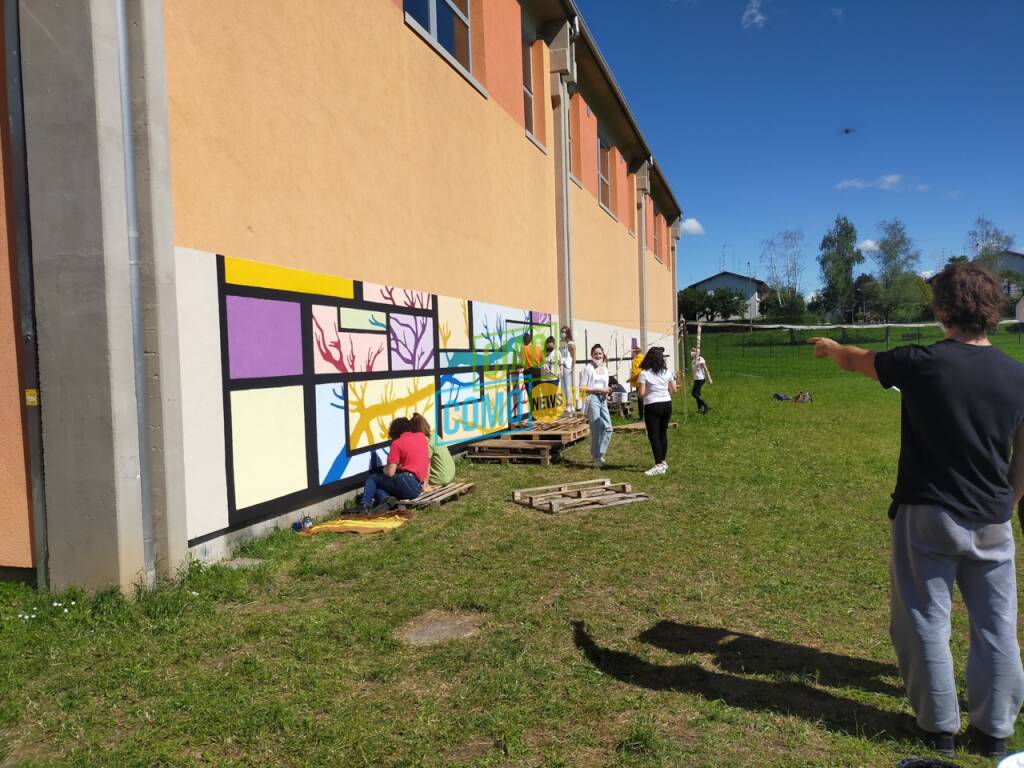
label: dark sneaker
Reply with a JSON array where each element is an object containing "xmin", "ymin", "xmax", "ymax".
[
  {"xmin": 964, "ymin": 725, "xmax": 1006, "ymax": 759},
  {"xmin": 371, "ymin": 496, "xmax": 398, "ymax": 514},
  {"xmin": 899, "ymin": 719, "xmax": 955, "ymax": 757},
  {"xmin": 351, "ymin": 501, "xmax": 371, "ymax": 515}
]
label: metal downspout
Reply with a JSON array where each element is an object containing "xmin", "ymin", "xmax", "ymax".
[{"xmin": 116, "ymin": 0, "xmax": 155, "ymax": 587}]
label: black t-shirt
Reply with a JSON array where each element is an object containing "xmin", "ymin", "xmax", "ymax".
[{"xmin": 874, "ymin": 339, "xmax": 1024, "ymax": 524}]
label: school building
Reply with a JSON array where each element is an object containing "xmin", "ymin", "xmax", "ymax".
[{"xmin": 0, "ymin": 0, "xmax": 683, "ymax": 590}]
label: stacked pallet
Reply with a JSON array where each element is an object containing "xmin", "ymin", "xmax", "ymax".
[
  {"xmin": 512, "ymin": 479, "xmax": 651, "ymax": 514},
  {"xmin": 615, "ymin": 421, "xmax": 679, "ymax": 434},
  {"xmin": 467, "ymin": 439, "xmax": 556, "ymax": 465}
]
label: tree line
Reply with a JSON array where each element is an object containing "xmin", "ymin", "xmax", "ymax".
[{"xmin": 678, "ymin": 215, "xmax": 1020, "ymax": 324}]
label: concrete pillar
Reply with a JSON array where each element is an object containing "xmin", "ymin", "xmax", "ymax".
[
  {"xmin": 635, "ymin": 161, "xmax": 651, "ymax": 348},
  {"xmin": 19, "ymin": 0, "xmax": 180, "ymax": 590},
  {"xmin": 670, "ymin": 217, "xmax": 681, "ymax": 369},
  {"xmin": 545, "ymin": 19, "xmax": 575, "ymax": 333}
]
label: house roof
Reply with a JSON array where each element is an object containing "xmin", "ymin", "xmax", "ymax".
[{"xmin": 687, "ymin": 271, "xmax": 770, "ymax": 292}]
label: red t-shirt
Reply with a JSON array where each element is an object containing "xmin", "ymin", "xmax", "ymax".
[{"xmin": 387, "ymin": 432, "xmax": 429, "ymax": 483}]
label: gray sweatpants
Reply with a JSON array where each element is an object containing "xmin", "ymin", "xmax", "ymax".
[{"xmin": 890, "ymin": 503, "xmax": 1024, "ymax": 737}]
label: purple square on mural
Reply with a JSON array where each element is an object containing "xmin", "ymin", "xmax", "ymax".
[
  {"xmin": 227, "ymin": 296, "xmax": 303, "ymax": 378},
  {"xmin": 389, "ymin": 313, "xmax": 435, "ymax": 371},
  {"xmin": 530, "ymin": 311, "xmax": 551, "ymax": 324}
]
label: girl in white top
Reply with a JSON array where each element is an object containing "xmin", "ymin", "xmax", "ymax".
[
  {"xmin": 558, "ymin": 327, "xmax": 577, "ymax": 413},
  {"xmin": 578, "ymin": 343, "xmax": 613, "ymax": 468},
  {"xmin": 637, "ymin": 346, "xmax": 677, "ymax": 475},
  {"xmin": 690, "ymin": 347, "xmax": 712, "ymax": 414}
]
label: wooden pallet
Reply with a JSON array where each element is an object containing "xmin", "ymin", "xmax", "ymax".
[
  {"xmin": 509, "ymin": 416, "xmax": 588, "ymax": 432},
  {"xmin": 512, "ymin": 478, "xmax": 650, "ymax": 514},
  {"xmin": 467, "ymin": 439, "xmax": 556, "ymax": 466},
  {"xmin": 499, "ymin": 423, "xmax": 589, "ymax": 444},
  {"xmin": 614, "ymin": 421, "xmax": 679, "ymax": 433},
  {"xmin": 406, "ymin": 481, "xmax": 475, "ymax": 509}
]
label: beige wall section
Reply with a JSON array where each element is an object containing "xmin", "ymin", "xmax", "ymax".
[
  {"xmin": 165, "ymin": 0, "xmax": 557, "ymax": 314},
  {"xmin": 0, "ymin": 153, "xmax": 32, "ymax": 568},
  {"xmin": 645, "ymin": 251, "xmax": 676, "ymax": 351},
  {"xmin": 175, "ymin": 248, "xmax": 229, "ymax": 541},
  {"xmin": 569, "ymin": 184, "xmax": 639, "ymax": 334}
]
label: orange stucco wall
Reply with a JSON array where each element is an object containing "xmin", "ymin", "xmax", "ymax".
[
  {"xmin": 0, "ymin": 108, "xmax": 32, "ymax": 569},
  {"xmin": 570, "ymin": 184, "xmax": 638, "ymax": 330},
  {"xmin": 646, "ymin": 248, "xmax": 676, "ymax": 348},
  {"xmin": 165, "ymin": 0, "xmax": 557, "ymax": 312},
  {"xmin": 577, "ymin": 95, "xmax": 598, "ymax": 196},
  {"xmin": 480, "ymin": 0, "xmax": 524, "ymax": 128}
]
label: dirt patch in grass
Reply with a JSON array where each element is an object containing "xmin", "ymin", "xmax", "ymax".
[{"xmin": 395, "ymin": 609, "xmax": 486, "ymax": 645}]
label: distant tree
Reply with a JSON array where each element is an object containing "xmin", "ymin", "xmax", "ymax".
[
  {"xmin": 873, "ymin": 218, "xmax": 920, "ymax": 290},
  {"xmin": 708, "ymin": 287, "xmax": 747, "ymax": 321},
  {"xmin": 678, "ymin": 287, "xmax": 711, "ymax": 322},
  {"xmin": 854, "ymin": 273, "xmax": 883, "ymax": 322},
  {"xmin": 761, "ymin": 230, "xmax": 805, "ymax": 303},
  {"xmin": 946, "ymin": 255, "xmax": 969, "ymax": 266},
  {"xmin": 967, "ymin": 216, "xmax": 1015, "ymax": 271},
  {"xmin": 817, "ymin": 215, "xmax": 864, "ymax": 320},
  {"xmin": 760, "ymin": 288, "xmax": 806, "ymax": 321}
]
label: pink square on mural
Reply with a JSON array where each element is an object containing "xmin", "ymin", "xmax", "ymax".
[
  {"xmin": 226, "ymin": 296, "xmax": 302, "ymax": 379},
  {"xmin": 363, "ymin": 282, "xmax": 433, "ymax": 309},
  {"xmin": 312, "ymin": 305, "xmax": 388, "ymax": 374}
]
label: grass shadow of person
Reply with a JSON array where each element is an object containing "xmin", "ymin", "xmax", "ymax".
[
  {"xmin": 639, "ymin": 621, "xmax": 903, "ymax": 697},
  {"xmin": 572, "ymin": 621, "xmax": 910, "ymax": 742}
]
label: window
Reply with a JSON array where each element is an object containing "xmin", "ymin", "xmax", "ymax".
[
  {"xmin": 653, "ymin": 211, "xmax": 660, "ymax": 259},
  {"xmin": 405, "ymin": 0, "xmax": 471, "ymax": 72},
  {"xmin": 522, "ymin": 37, "xmax": 534, "ymax": 135},
  {"xmin": 598, "ymin": 139, "xmax": 611, "ymax": 210}
]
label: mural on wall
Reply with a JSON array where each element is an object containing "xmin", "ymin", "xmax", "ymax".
[{"xmin": 211, "ymin": 256, "xmax": 562, "ymax": 542}]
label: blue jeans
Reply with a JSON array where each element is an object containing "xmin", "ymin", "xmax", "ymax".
[
  {"xmin": 360, "ymin": 471, "xmax": 422, "ymax": 506},
  {"xmin": 584, "ymin": 395, "xmax": 612, "ymax": 461}
]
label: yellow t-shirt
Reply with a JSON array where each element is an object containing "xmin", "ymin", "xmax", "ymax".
[{"xmin": 629, "ymin": 352, "xmax": 644, "ymax": 386}]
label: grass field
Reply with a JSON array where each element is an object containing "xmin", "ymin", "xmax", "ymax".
[{"xmin": 3, "ymin": 336, "xmax": 1024, "ymax": 767}]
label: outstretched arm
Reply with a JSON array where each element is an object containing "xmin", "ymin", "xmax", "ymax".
[{"xmin": 807, "ymin": 338, "xmax": 879, "ymax": 381}]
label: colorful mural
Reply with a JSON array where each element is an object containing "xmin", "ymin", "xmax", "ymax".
[{"xmin": 212, "ymin": 256, "xmax": 562, "ymax": 541}]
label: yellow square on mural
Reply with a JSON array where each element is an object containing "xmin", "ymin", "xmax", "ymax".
[
  {"xmin": 347, "ymin": 377, "xmax": 435, "ymax": 450},
  {"xmin": 230, "ymin": 386, "xmax": 307, "ymax": 509},
  {"xmin": 437, "ymin": 295, "xmax": 470, "ymax": 349}
]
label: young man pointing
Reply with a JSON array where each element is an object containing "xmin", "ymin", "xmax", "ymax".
[{"xmin": 810, "ymin": 262, "xmax": 1024, "ymax": 758}]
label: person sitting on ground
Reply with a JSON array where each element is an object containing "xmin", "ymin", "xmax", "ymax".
[
  {"xmin": 409, "ymin": 412, "xmax": 455, "ymax": 491},
  {"xmin": 629, "ymin": 343, "xmax": 646, "ymax": 421},
  {"xmin": 354, "ymin": 417, "xmax": 428, "ymax": 514},
  {"xmin": 809, "ymin": 261, "xmax": 1024, "ymax": 760}
]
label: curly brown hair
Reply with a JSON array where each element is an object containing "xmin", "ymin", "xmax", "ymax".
[{"xmin": 931, "ymin": 262, "xmax": 1004, "ymax": 334}]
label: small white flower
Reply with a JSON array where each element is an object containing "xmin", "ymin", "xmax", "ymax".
[
  {"xmin": 71, "ymin": 601, "xmax": 77, "ymax": 606},
  {"xmin": 63, "ymin": 608, "xmax": 69, "ymax": 614},
  {"xmin": 52, "ymin": 602, "xmax": 58, "ymax": 607},
  {"xmin": 190, "ymin": 591, "xmax": 198, "ymax": 596}
]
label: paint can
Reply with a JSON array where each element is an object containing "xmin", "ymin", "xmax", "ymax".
[
  {"xmin": 301, "ymin": 515, "xmax": 314, "ymax": 531},
  {"xmin": 998, "ymin": 754, "xmax": 1024, "ymax": 768}
]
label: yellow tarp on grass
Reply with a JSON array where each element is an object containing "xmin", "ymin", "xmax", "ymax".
[{"xmin": 300, "ymin": 509, "xmax": 414, "ymax": 536}]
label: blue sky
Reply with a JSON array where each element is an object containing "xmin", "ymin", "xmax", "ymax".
[{"xmin": 574, "ymin": 0, "xmax": 1024, "ymax": 293}]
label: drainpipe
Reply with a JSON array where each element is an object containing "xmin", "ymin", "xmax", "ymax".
[
  {"xmin": 635, "ymin": 159, "xmax": 651, "ymax": 348},
  {"xmin": 670, "ymin": 217, "xmax": 681, "ymax": 368},
  {"xmin": 116, "ymin": 0, "xmax": 155, "ymax": 587},
  {"xmin": 547, "ymin": 18, "xmax": 577, "ymax": 334}
]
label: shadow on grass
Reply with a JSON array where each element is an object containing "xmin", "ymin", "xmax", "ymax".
[{"xmin": 572, "ymin": 621, "xmax": 909, "ymax": 740}]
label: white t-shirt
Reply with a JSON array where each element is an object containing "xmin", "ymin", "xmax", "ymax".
[
  {"xmin": 578, "ymin": 362, "xmax": 608, "ymax": 397},
  {"xmin": 638, "ymin": 368, "xmax": 676, "ymax": 405},
  {"xmin": 693, "ymin": 356, "xmax": 707, "ymax": 381},
  {"xmin": 559, "ymin": 341, "xmax": 576, "ymax": 372}
]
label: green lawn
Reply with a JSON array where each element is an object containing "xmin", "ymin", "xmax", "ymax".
[{"xmin": 3, "ymin": 339, "xmax": 1024, "ymax": 767}]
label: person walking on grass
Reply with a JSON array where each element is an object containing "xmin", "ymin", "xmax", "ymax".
[
  {"xmin": 353, "ymin": 417, "xmax": 428, "ymax": 514},
  {"xmin": 579, "ymin": 343, "xmax": 613, "ymax": 468},
  {"xmin": 809, "ymin": 262, "xmax": 1024, "ymax": 760},
  {"xmin": 637, "ymin": 346, "xmax": 677, "ymax": 476},
  {"xmin": 690, "ymin": 346, "xmax": 712, "ymax": 414}
]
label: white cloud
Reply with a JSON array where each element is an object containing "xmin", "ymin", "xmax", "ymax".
[
  {"xmin": 835, "ymin": 173, "xmax": 915, "ymax": 192},
  {"xmin": 831, "ymin": 7, "xmax": 845, "ymax": 19},
  {"xmin": 680, "ymin": 217, "xmax": 705, "ymax": 236},
  {"xmin": 836, "ymin": 178, "xmax": 868, "ymax": 190},
  {"xmin": 919, "ymin": 270, "xmax": 935, "ymax": 279},
  {"xmin": 858, "ymin": 239, "xmax": 880, "ymax": 252},
  {"xmin": 742, "ymin": 0, "xmax": 767, "ymax": 29}
]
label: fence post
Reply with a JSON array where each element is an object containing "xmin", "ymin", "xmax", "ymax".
[{"xmin": 885, "ymin": 325, "xmax": 890, "ymax": 350}]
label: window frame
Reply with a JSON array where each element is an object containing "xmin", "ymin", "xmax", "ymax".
[
  {"xmin": 522, "ymin": 35, "xmax": 535, "ymax": 137},
  {"xmin": 404, "ymin": 0, "xmax": 476, "ymax": 84},
  {"xmin": 598, "ymin": 137, "xmax": 612, "ymax": 211},
  {"xmin": 652, "ymin": 209, "xmax": 661, "ymax": 261}
]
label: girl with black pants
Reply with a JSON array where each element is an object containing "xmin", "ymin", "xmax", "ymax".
[{"xmin": 637, "ymin": 347, "xmax": 677, "ymax": 476}]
